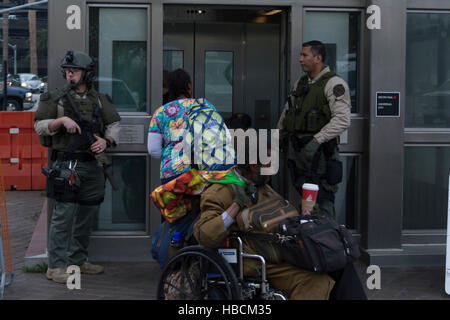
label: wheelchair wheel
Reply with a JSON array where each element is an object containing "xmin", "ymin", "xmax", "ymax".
[{"xmin": 157, "ymin": 245, "xmax": 241, "ymax": 300}]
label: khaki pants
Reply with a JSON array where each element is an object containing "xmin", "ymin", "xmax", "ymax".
[
  {"xmin": 48, "ymin": 160, "xmax": 105, "ymax": 268},
  {"xmin": 244, "ymin": 261, "xmax": 335, "ymax": 300}
]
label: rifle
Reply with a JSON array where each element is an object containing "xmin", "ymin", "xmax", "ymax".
[{"xmin": 54, "ymin": 87, "xmax": 119, "ymax": 191}]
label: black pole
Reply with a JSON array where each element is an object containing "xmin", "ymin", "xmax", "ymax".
[{"xmin": 2, "ymin": 61, "xmax": 7, "ymax": 111}]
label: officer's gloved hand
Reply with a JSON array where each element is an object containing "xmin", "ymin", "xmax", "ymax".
[
  {"xmin": 231, "ymin": 184, "xmax": 251, "ymax": 209},
  {"xmin": 298, "ymin": 138, "xmax": 321, "ymax": 171}
]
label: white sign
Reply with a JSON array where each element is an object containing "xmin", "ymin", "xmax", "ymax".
[
  {"xmin": 218, "ymin": 248, "xmax": 237, "ymax": 264},
  {"xmin": 445, "ymin": 174, "xmax": 450, "ymax": 295}
]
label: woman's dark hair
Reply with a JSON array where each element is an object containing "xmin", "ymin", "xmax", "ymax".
[{"xmin": 167, "ymin": 68, "xmax": 192, "ymax": 101}]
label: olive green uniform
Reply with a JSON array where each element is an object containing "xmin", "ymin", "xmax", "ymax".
[
  {"xmin": 194, "ymin": 183, "xmax": 335, "ymax": 300},
  {"xmin": 34, "ymin": 86, "xmax": 120, "ymax": 269},
  {"xmin": 277, "ymin": 66, "xmax": 351, "ymax": 218}
]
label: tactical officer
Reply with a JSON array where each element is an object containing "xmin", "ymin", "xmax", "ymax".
[
  {"xmin": 277, "ymin": 40, "xmax": 351, "ymax": 218},
  {"xmin": 34, "ymin": 51, "xmax": 121, "ymax": 284}
]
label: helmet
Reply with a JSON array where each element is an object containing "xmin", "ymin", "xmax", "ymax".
[{"xmin": 60, "ymin": 51, "xmax": 95, "ymax": 84}]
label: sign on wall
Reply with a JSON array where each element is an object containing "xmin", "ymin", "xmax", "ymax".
[{"xmin": 376, "ymin": 92, "xmax": 400, "ymax": 117}]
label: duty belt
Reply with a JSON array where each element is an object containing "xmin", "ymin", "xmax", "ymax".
[{"xmin": 51, "ymin": 150, "xmax": 95, "ymax": 162}]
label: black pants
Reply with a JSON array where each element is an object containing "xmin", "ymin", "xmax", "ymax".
[{"xmin": 329, "ymin": 263, "xmax": 367, "ymax": 300}]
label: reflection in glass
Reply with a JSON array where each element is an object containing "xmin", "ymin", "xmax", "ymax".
[
  {"xmin": 163, "ymin": 50, "xmax": 184, "ymax": 72},
  {"xmin": 403, "ymin": 147, "xmax": 450, "ymax": 229},
  {"xmin": 406, "ymin": 13, "xmax": 450, "ymax": 128},
  {"xmin": 89, "ymin": 7, "xmax": 148, "ymax": 112},
  {"xmin": 304, "ymin": 11, "xmax": 360, "ymax": 113},
  {"xmin": 205, "ymin": 51, "xmax": 233, "ymax": 119},
  {"xmin": 95, "ymin": 156, "xmax": 146, "ymax": 232},
  {"xmin": 335, "ymin": 156, "xmax": 359, "ymax": 229}
]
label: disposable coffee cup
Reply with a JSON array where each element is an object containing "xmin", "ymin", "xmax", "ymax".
[{"xmin": 301, "ymin": 183, "xmax": 319, "ymax": 215}]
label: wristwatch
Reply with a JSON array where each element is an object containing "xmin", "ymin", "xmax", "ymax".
[{"xmin": 105, "ymin": 139, "xmax": 112, "ymax": 149}]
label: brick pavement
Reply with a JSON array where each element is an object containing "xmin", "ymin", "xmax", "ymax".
[
  {"xmin": 2, "ymin": 190, "xmax": 450, "ymax": 300},
  {"xmin": 2, "ymin": 191, "xmax": 161, "ymax": 300}
]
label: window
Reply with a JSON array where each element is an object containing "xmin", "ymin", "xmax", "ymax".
[
  {"xmin": 205, "ymin": 51, "xmax": 233, "ymax": 119},
  {"xmin": 94, "ymin": 155, "xmax": 147, "ymax": 232},
  {"xmin": 163, "ymin": 50, "xmax": 184, "ymax": 72},
  {"xmin": 406, "ymin": 13, "xmax": 450, "ymax": 128},
  {"xmin": 403, "ymin": 146, "xmax": 450, "ymax": 229},
  {"xmin": 335, "ymin": 155, "xmax": 359, "ymax": 229},
  {"xmin": 304, "ymin": 11, "xmax": 361, "ymax": 113},
  {"xmin": 89, "ymin": 7, "xmax": 148, "ymax": 112}
]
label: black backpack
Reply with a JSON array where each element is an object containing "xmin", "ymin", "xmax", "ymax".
[{"xmin": 278, "ymin": 215, "xmax": 360, "ymax": 273}]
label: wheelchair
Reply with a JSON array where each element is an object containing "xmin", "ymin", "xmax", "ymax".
[{"xmin": 156, "ymin": 232, "xmax": 287, "ymax": 300}]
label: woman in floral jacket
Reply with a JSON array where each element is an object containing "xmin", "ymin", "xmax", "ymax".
[{"xmin": 148, "ymin": 69, "xmax": 217, "ymax": 184}]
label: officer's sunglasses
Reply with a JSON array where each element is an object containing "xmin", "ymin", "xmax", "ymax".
[{"xmin": 64, "ymin": 68, "xmax": 82, "ymax": 75}]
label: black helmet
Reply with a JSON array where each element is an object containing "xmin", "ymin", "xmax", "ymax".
[{"xmin": 60, "ymin": 51, "xmax": 95, "ymax": 84}]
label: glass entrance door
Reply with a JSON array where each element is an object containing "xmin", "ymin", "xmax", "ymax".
[{"xmin": 163, "ymin": 7, "xmax": 283, "ymax": 130}]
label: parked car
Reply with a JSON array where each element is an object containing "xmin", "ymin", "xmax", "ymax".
[
  {"xmin": 9, "ymin": 73, "xmax": 45, "ymax": 93},
  {"xmin": 0, "ymin": 84, "xmax": 34, "ymax": 111},
  {"xmin": 93, "ymin": 76, "xmax": 141, "ymax": 111}
]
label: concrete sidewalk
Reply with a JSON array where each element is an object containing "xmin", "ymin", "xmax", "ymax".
[{"xmin": 2, "ymin": 190, "xmax": 450, "ymax": 300}]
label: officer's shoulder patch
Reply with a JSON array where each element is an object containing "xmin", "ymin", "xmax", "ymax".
[
  {"xmin": 39, "ymin": 92, "xmax": 51, "ymax": 101},
  {"xmin": 333, "ymin": 84, "xmax": 346, "ymax": 97}
]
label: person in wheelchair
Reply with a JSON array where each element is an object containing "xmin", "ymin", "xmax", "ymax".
[{"xmin": 193, "ymin": 153, "xmax": 335, "ymax": 300}]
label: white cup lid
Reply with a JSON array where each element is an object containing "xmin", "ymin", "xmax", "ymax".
[{"xmin": 302, "ymin": 183, "xmax": 319, "ymax": 191}]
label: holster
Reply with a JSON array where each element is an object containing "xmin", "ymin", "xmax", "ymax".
[{"xmin": 43, "ymin": 162, "xmax": 80, "ymax": 202}]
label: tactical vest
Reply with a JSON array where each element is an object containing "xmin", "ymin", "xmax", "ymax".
[
  {"xmin": 283, "ymin": 71, "xmax": 336, "ymax": 137},
  {"xmin": 35, "ymin": 87, "xmax": 120, "ymax": 152}
]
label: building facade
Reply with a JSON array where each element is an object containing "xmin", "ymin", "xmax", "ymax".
[{"xmin": 46, "ymin": 0, "xmax": 450, "ymax": 266}]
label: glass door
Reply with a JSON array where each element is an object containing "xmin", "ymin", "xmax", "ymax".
[
  {"xmin": 194, "ymin": 22, "xmax": 244, "ymax": 120},
  {"xmin": 88, "ymin": 5, "xmax": 150, "ymax": 235}
]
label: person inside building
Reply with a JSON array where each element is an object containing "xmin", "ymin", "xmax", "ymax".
[
  {"xmin": 34, "ymin": 51, "xmax": 121, "ymax": 284},
  {"xmin": 193, "ymin": 138, "xmax": 335, "ymax": 300},
  {"xmin": 277, "ymin": 40, "xmax": 351, "ymax": 219}
]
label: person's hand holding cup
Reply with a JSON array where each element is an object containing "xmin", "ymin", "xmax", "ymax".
[{"xmin": 301, "ymin": 183, "xmax": 319, "ymax": 215}]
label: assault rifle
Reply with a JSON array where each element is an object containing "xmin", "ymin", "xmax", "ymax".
[{"xmin": 54, "ymin": 86, "xmax": 119, "ymax": 190}]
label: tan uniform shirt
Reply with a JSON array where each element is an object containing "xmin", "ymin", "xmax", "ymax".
[
  {"xmin": 34, "ymin": 92, "xmax": 120, "ymax": 143},
  {"xmin": 277, "ymin": 66, "xmax": 351, "ymax": 144}
]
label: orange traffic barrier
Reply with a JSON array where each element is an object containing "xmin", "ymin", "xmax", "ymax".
[
  {"xmin": 0, "ymin": 111, "xmax": 49, "ymax": 191},
  {"xmin": 1, "ymin": 158, "xmax": 32, "ymax": 190},
  {"xmin": 0, "ymin": 112, "xmax": 35, "ymax": 190},
  {"xmin": 30, "ymin": 123, "xmax": 48, "ymax": 191},
  {"xmin": 31, "ymin": 158, "xmax": 47, "ymax": 191},
  {"xmin": 0, "ymin": 111, "xmax": 33, "ymax": 162}
]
